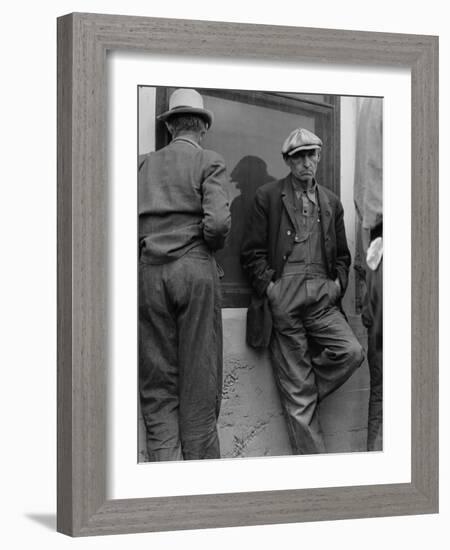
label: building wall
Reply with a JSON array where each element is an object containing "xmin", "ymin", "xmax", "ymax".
[{"xmin": 138, "ymin": 87, "xmax": 156, "ymax": 154}]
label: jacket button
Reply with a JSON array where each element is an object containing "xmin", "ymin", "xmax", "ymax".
[
  {"xmin": 287, "ymin": 230, "xmax": 292, "ymax": 236},
  {"xmin": 282, "ymin": 255, "xmax": 287, "ymax": 261}
]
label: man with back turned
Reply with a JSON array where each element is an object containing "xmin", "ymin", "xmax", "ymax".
[
  {"xmin": 241, "ymin": 128, "xmax": 364, "ymax": 454},
  {"xmin": 139, "ymin": 88, "xmax": 231, "ymax": 461}
]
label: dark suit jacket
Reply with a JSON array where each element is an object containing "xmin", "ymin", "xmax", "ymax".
[{"xmin": 240, "ymin": 174, "xmax": 351, "ymax": 348}]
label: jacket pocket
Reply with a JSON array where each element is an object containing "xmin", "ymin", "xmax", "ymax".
[{"xmin": 246, "ymin": 295, "xmax": 273, "ymax": 348}]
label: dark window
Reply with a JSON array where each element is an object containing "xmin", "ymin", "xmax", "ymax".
[{"xmin": 155, "ymin": 87, "xmax": 341, "ymax": 307}]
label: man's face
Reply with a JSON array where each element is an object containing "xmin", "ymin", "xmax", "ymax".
[{"xmin": 286, "ymin": 148, "xmax": 321, "ymax": 186}]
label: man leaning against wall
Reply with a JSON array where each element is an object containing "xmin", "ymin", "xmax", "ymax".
[{"xmin": 241, "ymin": 128, "xmax": 364, "ymax": 455}]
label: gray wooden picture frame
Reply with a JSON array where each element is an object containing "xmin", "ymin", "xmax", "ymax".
[{"xmin": 57, "ymin": 12, "xmax": 438, "ymax": 537}]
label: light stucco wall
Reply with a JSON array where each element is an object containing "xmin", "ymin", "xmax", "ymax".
[{"xmin": 138, "ymin": 86, "xmax": 156, "ymax": 155}]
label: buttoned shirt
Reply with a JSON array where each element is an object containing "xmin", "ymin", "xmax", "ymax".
[{"xmin": 286, "ymin": 179, "xmax": 326, "ymax": 271}]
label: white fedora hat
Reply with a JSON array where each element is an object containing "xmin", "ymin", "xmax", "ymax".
[{"xmin": 157, "ymin": 88, "xmax": 214, "ymax": 128}]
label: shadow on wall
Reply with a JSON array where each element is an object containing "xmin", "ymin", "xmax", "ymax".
[
  {"xmin": 215, "ymin": 155, "xmax": 276, "ymax": 286},
  {"xmin": 25, "ymin": 514, "xmax": 57, "ymax": 531}
]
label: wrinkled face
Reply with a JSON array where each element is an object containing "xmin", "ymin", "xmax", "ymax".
[{"xmin": 285, "ymin": 148, "xmax": 321, "ymax": 186}]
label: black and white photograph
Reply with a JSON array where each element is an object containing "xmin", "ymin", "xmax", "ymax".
[
  {"xmin": 3, "ymin": 0, "xmax": 445, "ymax": 545},
  {"xmin": 138, "ymin": 86, "xmax": 383, "ymax": 462}
]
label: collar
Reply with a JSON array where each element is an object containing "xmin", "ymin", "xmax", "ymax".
[
  {"xmin": 290, "ymin": 175, "xmax": 318, "ymax": 204},
  {"xmin": 171, "ymin": 136, "xmax": 202, "ymax": 149}
]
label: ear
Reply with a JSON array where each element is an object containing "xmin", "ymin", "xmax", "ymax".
[{"xmin": 317, "ymin": 149, "xmax": 322, "ymax": 162}]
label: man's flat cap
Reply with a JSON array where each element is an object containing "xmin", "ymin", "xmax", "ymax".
[{"xmin": 282, "ymin": 128, "xmax": 322, "ymax": 156}]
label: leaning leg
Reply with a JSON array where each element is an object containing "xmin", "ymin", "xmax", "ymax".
[
  {"xmin": 268, "ymin": 277, "xmax": 326, "ymax": 454},
  {"xmin": 303, "ymin": 279, "xmax": 365, "ymax": 401},
  {"xmin": 269, "ymin": 331, "xmax": 326, "ymax": 454}
]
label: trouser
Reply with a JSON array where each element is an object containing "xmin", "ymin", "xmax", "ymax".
[
  {"xmin": 363, "ymin": 260, "xmax": 383, "ymax": 451},
  {"xmin": 268, "ymin": 272, "xmax": 364, "ymax": 454},
  {"xmin": 139, "ymin": 247, "xmax": 223, "ymax": 461}
]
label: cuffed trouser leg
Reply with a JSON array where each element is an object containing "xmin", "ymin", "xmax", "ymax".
[{"xmin": 139, "ymin": 248, "xmax": 222, "ymax": 461}]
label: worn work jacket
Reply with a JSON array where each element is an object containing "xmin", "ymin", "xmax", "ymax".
[
  {"xmin": 240, "ymin": 175, "xmax": 351, "ymax": 348},
  {"xmin": 139, "ymin": 137, "xmax": 231, "ymax": 263}
]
